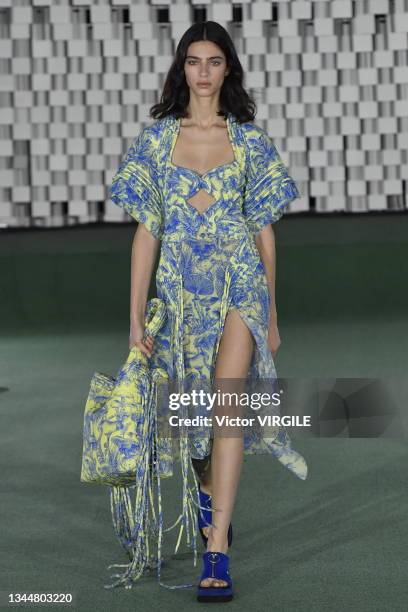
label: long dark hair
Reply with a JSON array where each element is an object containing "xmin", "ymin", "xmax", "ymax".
[{"xmin": 149, "ymin": 21, "xmax": 256, "ymax": 124}]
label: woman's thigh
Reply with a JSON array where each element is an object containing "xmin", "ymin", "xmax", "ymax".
[
  {"xmin": 214, "ymin": 308, "xmax": 254, "ymax": 380},
  {"xmin": 192, "ymin": 309, "xmax": 254, "ymax": 472},
  {"xmin": 212, "ymin": 308, "xmax": 255, "ymax": 433}
]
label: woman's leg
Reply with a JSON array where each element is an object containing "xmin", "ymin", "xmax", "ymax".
[
  {"xmin": 199, "ymin": 308, "xmax": 254, "ymax": 588},
  {"xmin": 191, "ymin": 454, "xmax": 212, "ymax": 492}
]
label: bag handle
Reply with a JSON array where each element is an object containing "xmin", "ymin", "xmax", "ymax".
[{"xmin": 142, "ymin": 297, "xmax": 167, "ymax": 340}]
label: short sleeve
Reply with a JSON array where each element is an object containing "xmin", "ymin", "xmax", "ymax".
[
  {"xmin": 109, "ymin": 126, "xmax": 164, "ymax": 240},
  {"xmin": 242, "ymin": 125, "xmax": 301, "ymax": 235}
]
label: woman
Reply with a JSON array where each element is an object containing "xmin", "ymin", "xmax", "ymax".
[{"xmin": 109, "ymin": 21, "xmax": 307, "ymax": 603}]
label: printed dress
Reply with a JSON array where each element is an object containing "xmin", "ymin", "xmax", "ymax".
[{"xmin": 108, "ymin": 112, "xmax": 308, "ymax": 589}]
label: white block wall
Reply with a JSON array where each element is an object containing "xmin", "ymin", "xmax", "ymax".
[{"xmin": 0, "ymin": 0, "xmax": 407, "ymax": 227}]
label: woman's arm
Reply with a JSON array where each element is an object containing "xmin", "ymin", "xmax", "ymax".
[
  {"xmin": 254, "ymin": 224, "xmax": 281, "ymax": 356},
  {"xmin": 129, "ymin": 223, "xmax": 160, "ymax": 356}
]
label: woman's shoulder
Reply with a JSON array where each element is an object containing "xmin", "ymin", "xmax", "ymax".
[
  {"xmin": 127, "ymin": 117, "xmax": 172, "ymax": 161},
  {"xmin": 236, "ymin": 120, "xmax": 269, "ymax": 145},
  {"xmin": 234, "ymin": 121, "xmax": 274, "ymax": 172},
  {"xmin": 134, "ymin": 118, "xmax": 166, "ymax": 144},
  {"xmin": 140, "ymin": 116, "xmax": 173, "ymax": 139},
  {"xmin": 234, "ymin": 120, "xmax": 282, "ymax": 178}
]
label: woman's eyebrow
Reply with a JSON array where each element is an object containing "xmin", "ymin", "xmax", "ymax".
[{"xmin": 185, "ymin": 55, "xmax": 224, "ymax": 60}]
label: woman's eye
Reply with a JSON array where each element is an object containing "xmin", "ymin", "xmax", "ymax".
[{"xmin": 186, "ymin": 60, "xmax": 222, "ymax": 66}]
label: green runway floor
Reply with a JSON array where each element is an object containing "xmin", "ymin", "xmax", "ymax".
[{"xmin": 1, "ymin": 213, "xmax": 408, "ymax": 611}]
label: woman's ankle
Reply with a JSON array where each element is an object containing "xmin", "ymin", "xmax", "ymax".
[{"xmin": 206, "ymin": 527, "xmax": 229, "ymax": 554}]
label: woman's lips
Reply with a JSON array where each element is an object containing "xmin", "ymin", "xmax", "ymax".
[{"xmin": 197, "ymin": 83, "xmax": 211, "ymax": 87}]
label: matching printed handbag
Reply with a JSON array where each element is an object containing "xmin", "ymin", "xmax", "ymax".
[{"xmin": 80, "ymin": 297, "xmax": 168, "ymax": 487}]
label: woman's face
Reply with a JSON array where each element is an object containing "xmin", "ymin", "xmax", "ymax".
[{"xmin": 183, "ymin": 40, "xmax": 230, "ymax": 99}]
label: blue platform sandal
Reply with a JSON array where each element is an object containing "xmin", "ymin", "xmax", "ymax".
[
  {"xmin": 198, "ymin": 483, "xmax": 233, "ymax": 548},
  {"xmin": 197, "ymin": 551, "xmax": 233, "ymax": 603}
]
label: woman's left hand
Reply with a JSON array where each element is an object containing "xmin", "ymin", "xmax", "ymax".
[{"xmin": 267, "ymin": 314, "xmax": 281, "ymax": 358}]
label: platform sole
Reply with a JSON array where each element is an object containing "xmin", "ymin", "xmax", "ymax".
[{"xmin": 197, "ymin": 585, "xmax": 233, "ymax": 603}]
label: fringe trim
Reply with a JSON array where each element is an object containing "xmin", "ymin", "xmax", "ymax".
[{"xmin": 104, "ymin": 275, "xmax": 212, "ymax": 590}]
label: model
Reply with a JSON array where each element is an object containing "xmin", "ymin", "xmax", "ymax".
[{"xmin": 109, "ymin": 20, "xmax": 308, "ymax": 603}]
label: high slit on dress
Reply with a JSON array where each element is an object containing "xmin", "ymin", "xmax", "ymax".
[{"xmin": 108, "ymin": 112, "xmax": 308, "ymax": 590}]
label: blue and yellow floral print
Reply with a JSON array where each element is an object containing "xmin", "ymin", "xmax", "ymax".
[{"xmin": 109, "ymin": 112, "xmax": 307, "ymax": 482}]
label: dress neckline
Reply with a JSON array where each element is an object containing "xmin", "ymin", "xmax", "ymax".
[{"xmin": 169, "ymin": 112, "xmax": 238, "ymax": 180}]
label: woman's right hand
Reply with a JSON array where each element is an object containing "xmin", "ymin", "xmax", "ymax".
[{"xmin": 129, "ymin": 318, "xmax": 154, "ymax": 357}]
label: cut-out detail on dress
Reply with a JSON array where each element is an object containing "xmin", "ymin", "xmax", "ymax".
[{"xmin": 186, "ymin": 188, "xmax": 217, "ymax": 215}]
